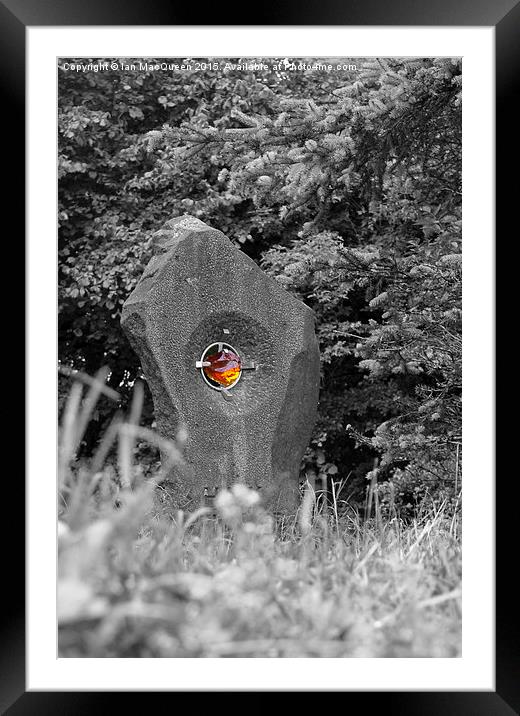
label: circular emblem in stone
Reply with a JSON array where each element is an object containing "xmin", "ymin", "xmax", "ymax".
[{"xmin": 196, "ymin": 342, "xmax": 242, "ymax": 390}]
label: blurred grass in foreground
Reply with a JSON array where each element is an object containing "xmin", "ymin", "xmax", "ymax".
[{"xmin": 58, "ymin": 368, "xmax": 461, "ymax": 658}]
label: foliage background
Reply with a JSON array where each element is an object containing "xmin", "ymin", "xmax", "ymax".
[{"xmin": 58, "ymin": 57, "xmax": 462, "ymax": 513}]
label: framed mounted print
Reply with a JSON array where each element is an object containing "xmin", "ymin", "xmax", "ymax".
[{"xmin": 6, "ymin": 0, "xmax": 510, "ymax": 710}]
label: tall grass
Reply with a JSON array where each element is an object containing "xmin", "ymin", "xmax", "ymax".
[{"xmin": 58, "ymin": 368, "xmax": 461, "ymax": 658}]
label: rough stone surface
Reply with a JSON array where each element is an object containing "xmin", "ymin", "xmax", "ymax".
[{"xmin": 121, "ymin": 215, "xmax": 320, "ymax": 513}]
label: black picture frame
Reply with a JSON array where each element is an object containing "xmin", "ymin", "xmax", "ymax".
[{"xmin": 9, "ymin": 0, "xmax": 509, "ymax": 711}]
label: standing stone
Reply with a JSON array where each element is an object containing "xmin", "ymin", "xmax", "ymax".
[{"xmin": 121, "ymin": 215, "xmax": 320, "ymax": 513}]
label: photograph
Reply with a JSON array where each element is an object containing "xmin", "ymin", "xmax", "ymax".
[
  {"xmin": 57, "ymin": 55, "xmax": 463, "ymax": 659},
  {"xmin": 0, "ymin": 0, "xmax": 509, "ymax": 703},
  {"xmin": 3, "ymin": 0, "xmax": 505, "ymax": 704}
]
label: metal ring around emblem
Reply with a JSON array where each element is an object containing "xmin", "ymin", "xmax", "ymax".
[{"xmin": 195, "ymin": 342, "xmax": 242, "ymax": 391}]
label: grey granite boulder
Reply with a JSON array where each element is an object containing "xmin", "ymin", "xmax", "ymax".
[{"xmin": 121, "ymin": 216, "xmax": 320, "ymax": 513}]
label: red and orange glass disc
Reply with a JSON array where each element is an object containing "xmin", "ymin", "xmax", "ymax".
[{"xmin": 197, "ymin": 343, "xmax": 242, "ymax": 389}]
